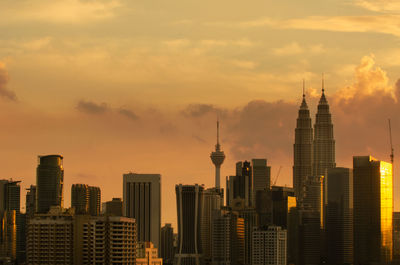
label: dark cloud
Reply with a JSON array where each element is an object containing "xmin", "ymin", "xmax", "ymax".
[
  {"xmin": 119, "ymin": 108, "xmax": 139, "ymax": 120},
  {"xmin": 192, "ymin": 134, "xmax": 207, "ymax": 144},
  {"xmin": 0, "ymin": 63, "xmax": 17, "ymax": 101},
  {"xmin": 76, "ymin": 100, "xmax": 108, "ymax": 114},
  {"xmin": 181, "ymin": 103, "xmax": 220, "ymax": 118}
]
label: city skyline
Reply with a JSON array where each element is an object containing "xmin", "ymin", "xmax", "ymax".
[{"xmin": 0, "ymin": 0, "xmax": 400, "ymax": 231}]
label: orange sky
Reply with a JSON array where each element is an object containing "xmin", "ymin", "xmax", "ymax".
[{"xmin": 1, "ymin": 0, "xmax": 400, "ymax": 229}]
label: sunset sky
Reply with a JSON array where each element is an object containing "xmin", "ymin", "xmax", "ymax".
[{"xmin": 1, "ymin": 0, "xmax": 400, "ymax": 228}]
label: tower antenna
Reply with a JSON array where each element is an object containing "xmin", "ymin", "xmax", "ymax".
[
  {"xmin": 303, "ymin": 79, "xmax": 305, "ymax": 98},
  {"xmin": 389, "ymin": 119, "xmax": 394, "ymax": 165}
]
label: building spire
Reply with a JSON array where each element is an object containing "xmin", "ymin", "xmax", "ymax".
[
  {"xmin": 322, "ymin": 73, "xmax": 325, "ymax": 93},
  {"xmin": 211, "ymin": 118, "xmax": 225, "ymax": 189},
  {"xmin": 303, "ymin": 79, "xmax": 305, "ymax": 98},
  {"xmin": 319, "ymin": 73, "xmax": 328, "ymax": 104},
  {"xmin": 301, "ymin": 80, "xmax": 308, "ymax": 109}
]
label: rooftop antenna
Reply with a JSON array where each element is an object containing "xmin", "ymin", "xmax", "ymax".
[{"xmin": 389, "ymin": 119, "xmax": 394, "ymax": 165}]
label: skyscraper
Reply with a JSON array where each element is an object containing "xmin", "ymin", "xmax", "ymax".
[
  {"xmin": 325, "ymin": 167, "xmax": 353, "ymax": 265},
  {"xmin": 71, "ymin": 184, "xmax": 101, "ymax": 216},
  {"xmin": 200, "ymin": 187, "xmax": 223, "ymax": 263},
  {"xmin": 302, "ymin": 175, "xmax": 324, "ymax": 228},
  {"xmin": 175, "ymin": 184, "xmax": 203, "ymax": 265},
  {"xmin": 36, "ymin": 155, "xmax": 64, "ymax": 213},
  {"xmin": 211, "ymin": 210, "xmax": 245, "ymax": 265},
  {"xmin": 88, "ymin": 186, "xmax": 101, "ymax": 216},
  {"xmin": 271, "ymin": 186, "xmax": 296, "ymax": 229},
  {"xmin": 393, "ymin": 212, "xmax": 400, "ymax": 263},
  {"xmin": 252, "ymin": 159, "xmax": 271, "ymax": 204},
  {"xmin": 102, "ymin": 198, "xmax": 123, "ymax": 216},
  {"xmin": 25, "ymin": 185, "xmax": 36, "ymax": 218},
  {"xmin": 123, "ymin": 173, "xmax": 161, "ymax": 248},
  {"xmin": 313, "ymin": 82, "xmax": 335, "ymax": 177},
  {"xmin": 353, "ymin": 156, "xmax": 393, "ymax": 264},
  {"xmin": 210, "ymin": 120, "xmax": 225, "ymax": 188},
  {"xmin": 161, "ymin": 224, "xmax": 174, "ymax": 265},
  {"xmin": 293, "ymin": 84, "xmax": 313, "ymax": 202},
  {"xmin": 252, "ymin": 226, "xmax": 287, "ymax": 265}
]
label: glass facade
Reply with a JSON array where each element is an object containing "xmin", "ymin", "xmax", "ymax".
[{"xmin": 380, "ymin": 161, "xmax": 393, "ymax": 262}]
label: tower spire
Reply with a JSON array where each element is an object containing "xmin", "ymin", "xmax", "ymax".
[
  {"xmin": 211, "ymin": 119, "xmax": 225, "ymax": 188},
  {"xmin": 322, "ymin": 73, "xmax": 325, "ymax": 93},
  {"xmin": 217, "ymin": 118, "xmax": 220, "ymax": 146},
  {"xmin": 303, "ymin": 79, "xmax": 305, "ymax": 98}
]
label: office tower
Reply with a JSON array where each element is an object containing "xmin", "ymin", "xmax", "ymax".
[
  {"xmin": 175, "ymin": 184, "xmax": 203, "ymax": 265},
  {"xmin": 293, "ymin": 86, "xmax": 313, "ymax": 202},
  {"xmin": 81, "ymin": 215, "xmax": 137, "ymax": 264},
  {"xmin": 26, "ymin": 207, "xmax": 74, "ymax": 264},
  {"xmin": 271, "ymin": 186, "xmax": 296, "ymax": 229},
  {"xmin": 325, "ymin": 167, "xmax": 353, "ymax": 265},
  {"xmin": 102, "ymin": 198, "xmax": 123, "ymax": 216},
  {"xmin": 252, "ymin": 158, "xmax": 271, "ymax": 194},
  {"xmin": 393, "ymin": 212, "xmax": 400, "ymax": 263},
  {"xmin": 88, "ymin": 186, "xmax": 101, "ymax": 216},
  {"xmin": 313, "ymin": 85, "xmax": 335, "ymax": 177},
  {"xmin": 161, "ymin": 224, "xmax": 174, "ymax": 265},
  {"xmin": 25, "ymin": 185, "xmax": 36, "ymax": 218},
  {"xmin": 252, "ymin": 226, "xmax": 287, "ymax": 265},
  {"xmin": 71, "ymin": 184, "xmax": 89, "ymax": 214},
  {"xmin": 296, "ymin": 208, "xmax": 321, "ymax": 265},
  {"xmin": 71, "ymin": 184, "xmax": 101, "ymax": 216},
  {"xmin": 211, "ymin": 210, "xmax": 245, "ymax": 265},
  {"xmin": 236, "ymin": 207, "xmax": 258, "ymax": 265},
  {"xmin": 302, "ymin": 175, "xmax": 324, "ymax": 228},
  {"xmin": 353, "ymin": 156, "xmax": 393, "ymax": 264},
  {"xmin": 137, "ymin": 242, "xmax": 163, "ymax": 265},
  {"xmin": 36, "ymin": 155, "xmax": 64, "ymax": 213},
  {"xmin": 227, "ymin": 161, "xmax": 253, "ymax": 207},
  {"xmin": 255, "ymin": 189, "xmax": 272, "ymax": 227},
  {"xmin": 123, "ymin": 173, "xmax": 161, "ymax": 248},
  {"xmin": 201, "ymin": 187, "xmax": 223, "ymax": 263},
  {"xmin": 210, "ymin": 120, "xmax": 225, "ymax": 188}
]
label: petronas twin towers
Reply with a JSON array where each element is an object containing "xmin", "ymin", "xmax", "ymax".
[{"xmin": 293, "ymin": 82, "xmax": 335, "ymax": 202}]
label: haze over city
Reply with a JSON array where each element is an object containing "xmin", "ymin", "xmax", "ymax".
[{"xmin": 0, "ymin": 0, "xmax": 400, "ymax": 230}]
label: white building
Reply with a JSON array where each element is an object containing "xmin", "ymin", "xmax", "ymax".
[
  {"xmin": 252, "ymin": 226, "xmax": 287, "ymax": 265},
  {"xmin": 136, "ymin": 242, "xmax": 163, "ymax": 265}
]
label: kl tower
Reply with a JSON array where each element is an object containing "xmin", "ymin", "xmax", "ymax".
[{"xmin": 210, "ymin": 120, "xmax": 225, "ymax": 188}]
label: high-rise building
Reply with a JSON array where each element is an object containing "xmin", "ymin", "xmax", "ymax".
[
  {"xmin": 210, "ymin": 120, "xmax": 225, "ymax": 188},
  {"xmin": 353, "ymin": 156, "xmax": 393, "ymax": 264},
  {"xmin": 255, "ymin": 189, "xmax": 273, "ymax": 227},
  {"xmin": 252, "ymin": 226, "xmax": 287, "ymax": 265},
  {"xmin": 81, "ymin": 215, "xmax": 137, "ymax": 264},
  {"xmin": 211, "ymin": 210, "xmax": 245, "ymax": 265},
  {"xmin": 296, "ymin": 208, "xmax": 321, "ymax": 265},
  {"xmin": 293, "ymin": 86, "xmax": 313, "ymax": 202},
  {"xmin": 393, "ymin": 212, "xmax": 400, "ymax": 263},
  {"xmin": 161, "ymin": 223, "xmax": 174, "ymax": 265},
  {"xmin": 25, "ymin": 185, "xmax": 36, "ymax": 218},
  {"xmin": 71, "ymin": 184, "xmax": 101, "ymax": 216},
  {"xmin": 88, "ymin": 186, "xmax": 101, "ymax": 216},
  {"xmin": 226, "ymin": 161, "xmax": 253, "ymax": 207},
  {"xmin": 123, "ymin": 173, "xmax": 161, "ymax": 248},
  {"xmin": 200, "ymin": 187, "xmax": 223, "ymax": 263},
  {"xmin": 36, "ymin": 155, "xmax": 64, "ymax": 213},
  {"xmin": 252, "ymin": 158, "xmax": 271, "ymax": 195},
  {"xmin": 313, "ymin": 85, "xmax": 335, "ymax": 177},
  {"xmin": 137, "ymin": 242, "xmax": 163, "ymax": 265},
  {"xmin": 325, "ymin": 167, "xmax": 353, "ymax": 265},
  {"xmin": 271, "ymin": 186, "xmax": 296, "ymax": 229},
  {"xmin": 235, "ymin": 207, "xmax": 258, "ymax": 265},
  {"xmin": 175, "ymin": 184, "xmax": 203, "ymax": 265},
  {"xmin": 302, "ymin": 175, "xmax": 324, "ymax": 228},
  {"xmin": 102, "ymin": 198, "xmax": 123, "ymax": 216},
  {"xmin": 26, "ymin": 207, "xmax": 74, "ymax": 264}
]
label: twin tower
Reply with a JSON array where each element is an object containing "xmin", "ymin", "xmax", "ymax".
[{"xmin": 293, "ymin": 81, "xmax": 335, "ymax": 202}]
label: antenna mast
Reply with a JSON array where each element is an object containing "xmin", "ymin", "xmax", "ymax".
[{"xmin": 389, "ymin": 119, "xmax": 394, "ymax": 165}]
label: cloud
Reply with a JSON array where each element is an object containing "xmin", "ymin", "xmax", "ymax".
[
  {"xmin": 355, "ymin": 0, "xmax": 400, "ymax": 12},
  {"xmin": 0, "ymin": 0, "xmax": 121, "ymax": 24},
  {"xmin": 119, "ymin": 108, "xmax": 139, "ymax": 120},
  {"xmin": 0, "ymin": 63, "xmax": 17, "ymax": 101},
  {"xmin": 76, "ymin": 100, "xmax": 109, "ymax": 114},
  {"xmin": 181, "ymin": 104, "xmax": 221, "ymax": 118},
  {"xmin": 273, "ymin": 42, "xmax": 304, "ymax": 56}
]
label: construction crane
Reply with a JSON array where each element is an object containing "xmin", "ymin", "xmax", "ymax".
[
  {"xmin": 272, "ymin": 166, "xmax": 282, "ymax": 186},
  {"xmin": 389, "ymin": 119, "xmax": 394, "ymax": 165}
]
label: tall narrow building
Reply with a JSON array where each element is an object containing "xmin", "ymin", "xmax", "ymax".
[
  {"xmin": 293, "ymin": 84, "xmax": 313, "ymax": 202},
  {"xmin": 210, "ymin": 120, "xmax": 225, "ymax": 188},
  {"xmin": 313, "ymin": 81, "xmax": 335, "ymax": 177}
]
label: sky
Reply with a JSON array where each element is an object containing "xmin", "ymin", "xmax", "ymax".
[{"xmin": 1, "ymin": 0, "xmax": 400, "ymax": 229}]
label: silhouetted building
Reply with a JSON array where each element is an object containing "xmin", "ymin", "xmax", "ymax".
[
  {"xmin": 393, "ymin": 212, "xmax": 400, "ymax": 263},
  {"xmin": 36, "ymin": 155, "xmax": 64, "ymax": 213},
  {"xmin": 88, "ymin": 186, "xmax": 101, "ymax": 216},
  {"xmin": 255, "ymin": 189, "xmax": 272, "ymax": 227},
  {"xmin": 175, "ymin": 184, "xmax": 203, "ymax": 265},
  {"xmin": 25, "ymin": 185, "xmax": 36, "ymax": 218},
  {"xmin": 353, "ymin": 156, "xmax": 393, "ymax": 264},
  {"xmin": 313, "ymin": 86, "xmax": 335, "ymax": 177},
  {"xmin": 210, "ymin": 120, "xmax": 225, "ymax": 189},
  {"xmin": 161, "ymin": 224, "xmax": 174, "ymax": 265},
  {"xmin": 293, "ymin": 87, "xmax": 313, "ymax": 202},
  {"xmin": 302, "ymin": 175, "xmax": 324, "ymax": 228},
  {"xmin": 137, "ymin": 242, "xmax": 162, "ymax": 265},
  {"xmin": 271, "ymin": 186, "xmax": 296, "ymax": 229},
  {"xmin": 123, "ymin": 173, "xmax": 161, "ymax": 248},
  {"xmin": 211, "ymin": 210, "xmax": 245, "ymax": 265},
  {"xmin": 252, "ymin": 159, "xmax": 271, "ymax": 199},
  {"xmin": 102, "ymin": 198, "xmax": 123, "ymax": 216},
  {"xmin": 201, "ymin": 187, "xmax": 223, "ymax": 263},
  {"xmin": 325, "ymin": 167, "xmax": 353, "ymax": 265},
  {"xmin": 252, "ymin": 226, "xmax": 287, "ymax": 265},
  {"xmin": 71, "ymin": 184, "xmax": 90, "ymax": 214}
]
